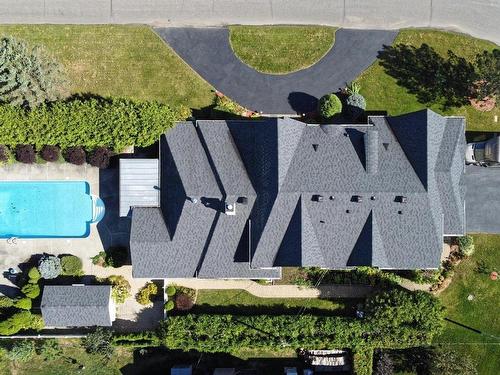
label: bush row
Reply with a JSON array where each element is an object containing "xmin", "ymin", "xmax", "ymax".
[
  {"xmin": 158, "ymin": 290, "xmax": 444, "ymax": 352},
  {"xmin": 0, "ymin": 98, "xmax": 189, "ymax": 152},
  {"xmin": 0, "ymin": 144, "xmax": 113, "ymax": 168}
]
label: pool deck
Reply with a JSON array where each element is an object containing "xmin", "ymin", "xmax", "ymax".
[{"xmin": 0, "ymin": 162, "xmax": 103, "ymax": 273}]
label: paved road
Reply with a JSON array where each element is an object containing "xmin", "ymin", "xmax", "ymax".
[
  {"xmin": 465, "ymin": 165, "xmax": 500, "ymax": 233},
  {"xmin": 0, "ymin": 1, "xmax": 498, "ymax": 45},
  {"xmin": 156, "ymin": 27, "xmax": 397, "ymax": 114}
]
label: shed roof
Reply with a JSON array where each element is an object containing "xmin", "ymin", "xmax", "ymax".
[
  {"xmin": 41, "ymin": 285, "xmax": 113, "ymax": 327},
  {"xmin": 119, "ymin": 159, "xmax": 160, "ymax": 216}
]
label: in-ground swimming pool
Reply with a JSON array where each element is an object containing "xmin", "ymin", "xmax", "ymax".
[{"xmin": 0, "ymin": 181, "xmax": 105, "ymax": 238}]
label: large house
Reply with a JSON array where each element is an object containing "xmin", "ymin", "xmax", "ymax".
[{"xmin": 121, "ymin": 110, "xmax": 466, "ymax": 279}]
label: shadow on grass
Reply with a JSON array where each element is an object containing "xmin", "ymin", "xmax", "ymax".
[
  {"xmin": 182, "ymin": 298, "xmax": 360, "ymax": 317},
  {"xmin": 377, "ymin": 43, "xmax": 475, "ymax": 109},
  {"xmin": 120, "ymin": 347, "xmax": 307, "ymax": 375}
]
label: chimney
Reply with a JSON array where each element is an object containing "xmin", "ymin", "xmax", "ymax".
[{"xmin": 364, "ymin": 129, "xmax": 379, "ymax": 174}]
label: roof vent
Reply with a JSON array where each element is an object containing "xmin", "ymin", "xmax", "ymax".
[
  {"xmin": 320, "ymin": 220, "xmax": 325, "ymax": 224},
  {"xmin": 383, "ymin": 142, "xmax": 390, "ymax": 150},
  {"xmin": 346, "ymin": 209, "xmax": 350, "ymax": 213},
  {"xmin": 396, "ymin": 195, "xmax": 408, "ymax": 203},
  {"xmin": 237, "ymin": 196, "xmax": 248, "ymax": 205},
  {"xmin": 370, "ymin": 196, "xmax": 376, "ymax": 201},
  {"xmin": 312, "ymin": 144, "xmax": 319, "ymax": 151},
  {"xmin": 352, "ymin": 195, "xmax": 363, "ymax": 203},
  {"xmin": 329, "ymin": 195, "xmax": 335, "ymax": 201},
  {"xmin": 188, "ymin": 197, "xmax": 198, "ymax": 204},
  {"xmin": 225, "ymin": 202, "xmax": 236, "ymax": 215},
  {"xmin": 398, "ymin": 210, "xmax": 403, "ymax": 215},
  {"xmin": 312, "ymin": 194, "xmax": 324, "ymax": 202}
]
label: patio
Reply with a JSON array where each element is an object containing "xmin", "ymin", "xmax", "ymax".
[{"xmin": 0, "ymin": 161, "xmax": 163, "ymax": 330}]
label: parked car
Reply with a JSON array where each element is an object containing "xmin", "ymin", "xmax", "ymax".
[{"xmin": 466, "ymin": 134, "xmax": 500, "ymax": 166}]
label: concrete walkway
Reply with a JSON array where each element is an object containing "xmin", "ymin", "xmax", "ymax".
[
  {"xmin": 171, "ymin": 278, "xmax": 374, "ymax": 299},
  {"xmin": 156, "ymin": 27, "xmax": 397, "ymax": 114},
  {"xmin": 0, "ymin": 1, "xmax": 498, "ymax": 45}
]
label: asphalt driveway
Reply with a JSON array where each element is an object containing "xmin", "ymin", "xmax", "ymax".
[
  {"xmin": 155, "ymin": 27, "xmax": 397, "ymax": 114},
  {"xmin": 465, "ymin": 165, "xmax": 500, "ymax": 233}
]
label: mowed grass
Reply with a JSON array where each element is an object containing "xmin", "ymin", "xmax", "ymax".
[
  {"xmin": 357, "ymin": 29, "xmax": 500, "ymax": 131},
  {"xmin": 435, "ymin": 234, "xmax": 499, "ymax": 344},
  {"xmin": 229, "ymin": 25, "xmax": 336, "ymax": 74},
  {"xmin": 0, "ymin": 340, "xmax": 133, "ymax": 375},
  {"xmin": 0, "ymin": 25, "xmax": 213, "ymax": 109},
  {"xmin": 193, "ymin": 289, "xmax": 359, "ymax": 316}
]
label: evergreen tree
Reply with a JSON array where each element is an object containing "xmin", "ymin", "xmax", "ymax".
[{"xmin": 0, "ymin": 36, "xmax": 68, "ymax": 107}]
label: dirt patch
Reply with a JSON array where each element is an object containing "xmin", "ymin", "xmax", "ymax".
[{"xmin": 470, "ymin": 96, "xmax": 496, "ymax": 111}]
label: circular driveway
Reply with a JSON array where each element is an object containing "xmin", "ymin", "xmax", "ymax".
[{"xmin": 155, "ymin": 27, "xmax": 398, "ymax": 114}]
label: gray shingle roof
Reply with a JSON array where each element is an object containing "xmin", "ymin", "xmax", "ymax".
[
  {"xmin": 41, "ymin": 285, "xmax": 113, "ymax": 327},
  {"xmin": 129, "ymin": 110, "xmax": 465, "ymax": 278}
]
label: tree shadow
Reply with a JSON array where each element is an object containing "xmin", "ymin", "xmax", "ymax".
[
  {"xmin": 377, "ymin": 43, "xmax": 475, "ymax": 108},
  {"xmin": 288, "ymin": 92, "xmax": 319, "ymax": 114},
  {"xmin": 120, "ymin": 348, "xmax": 308, "ymax": 375},
  {"xmin": 186, "ymin": 300, "xmax": 358, "ymax": 317}
]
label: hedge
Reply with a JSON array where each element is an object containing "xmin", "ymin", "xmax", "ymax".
[
  {"xmin": 158, "ymin": 290, "xmax": 444, "ymax": 353},
  {"xmin": 0, "ymin": 311, "xmax": 44, "ymax": 335},
  {"xmin": 353, "ymin": 347, "xmax": 374, "ymax": 375},
  {"xmin": 0, "ymin": 98, "xmax": 189, "ymax": 152}
]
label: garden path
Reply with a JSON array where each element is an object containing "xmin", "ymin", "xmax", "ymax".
[
  {"xmin": 170, "ymin": 278, "xmax": 374, "ymax": 299},
  {"xmin": 155, "ymin": 27, "xmax": 397, "ymax": 114}
]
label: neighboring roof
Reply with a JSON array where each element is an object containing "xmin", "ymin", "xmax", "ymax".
[
  {"xmin": 130, "ymin": 110, "xmax": 465, "ymax": 277},
  {"xmin": 119, "ymin": 159, "xmax": 160, "ymax": 217},
  {"xmin": 41, "ymin": 285, "xmax": 113, "ymax": 327},
  {"xmin": 171, "ymin": 366, "xmax": 192, "ymax": 375}
]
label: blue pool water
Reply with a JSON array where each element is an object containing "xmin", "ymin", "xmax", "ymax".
[{"xmin": 0, "ymin": 181, "xmax": 96, "ymax": 238}]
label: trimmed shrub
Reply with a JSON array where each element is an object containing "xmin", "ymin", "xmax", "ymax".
[
  {"xmin": 175, "ymin": 293, "xmax": 194, "ymax": 311},
  {"xmin": 346, "ymin": 93, "xmax": 367, "ymax": 120},
  {"xmin": 0, "ymin": 98, "xmax": 187, "ymax": 152},
  {"xmin": 0, "ymin": 36, "xmax": 67, "ymax": 108},
  {"xmin": 40, "ymin": 145, "xmax": 60, "ymax": 162},
  {"xmin": 38, "ymin": 255, "xmax": 62, "ymax": 279},
  {"xmin": 21, "ymin": 283, "xmax": 40, "ymax": 299},
  {"xmin": 353, "ymin": 347, "xmax": 374, "ymax": 375},
  {"xmin": 165, "ymin": 300, "xmax": 175, "ymax": 312},
  {"xmin": 0, "ymin": 145, "xmax": 13, "ymax": 164},
  {"xmin": 318, "ymin": 93, "xmax": 342, "ymax": 119},
  {"xmin": 15, "ymin": 144, "xmax": 36, "ymax": 164},
  {"xmin": 64, "ymin": 146, "xmax": 86, "ymax": 165},
  {"xmin": 458, "ymin": 235, "xmax": 475, "ymax": 257},
  {"xmin": 88, "ymin": 146, "xmax": 112, "ymax": 169},
  {"xmin": 82, "ymin": 327, "xmax": 114, "ymax": 357},
  {"xmin": 0, "ymin": 296, "xmax": 14, "ymax": 308},
  {"xmin": 136, "ymin": 282, "xmax": 158, "ymax": 305},
  {"xmin": 14, "ymin": 297, "xmax": 32, "ymax": 310},
  {"xmin": 27, "ymin": 267, "xmax": 41, "ymax": 283},
  {"xmin": 0, "ymin": 311, "xmax": 43, "ymax": 335},
  {"xmin": 166, "ymin": 285, "xmax": 176, "ymax": 297},
  {"xmin": 7, "ymin": 340, "xmax": 36, "ymax": 362},
  {"xmin": 60, "ymin": 255, "xmax": 83, "ymax": 276},
  {"xmin": 107, "ymin": 275, "xmax": 131, "ymax": 304}
]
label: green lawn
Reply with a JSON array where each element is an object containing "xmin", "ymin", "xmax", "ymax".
[
  {"xmin": 357, "ymin": 29, "xmax": 499, "ymax": 131},
  {"xmin": 0, "ymin": 25, "xmax": 213, "ymax": 109},
  {"xmin": 229, "ymin": 25, "xmax": 336, "ymax": 74},
  {"xmin": 193, "ymin": 289, "xmax": 360, "ymax": 316},
  {"xmin": 435, "ymin": 234, "xmax": 499, "ymax": 344},
  {"xmin": 433, "ymin": 234, "xmax": 500, "ymax": 374},
  {"xmin": 0, "ymin": 340, "xmax": 133, "ymax": 375}
]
